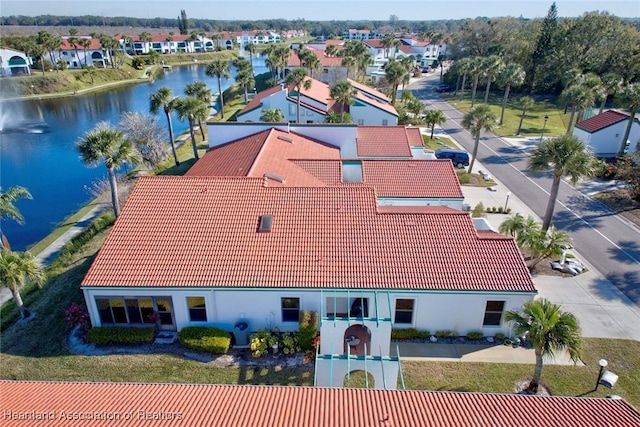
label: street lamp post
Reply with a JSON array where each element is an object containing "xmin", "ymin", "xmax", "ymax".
[
  {"xmin": 540, "ymin": 115, "xmax": 549, "ymax": 141},
  {"xmin": 504, "ymin": 191, "xmax": 511, "ymax": 212},
  {"xmin": 596, "ymin": 359, "xmax": 608, "ymax": 391}
]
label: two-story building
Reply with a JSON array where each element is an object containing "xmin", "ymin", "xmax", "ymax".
[
  {"xmin": 0, "ymin": 48, "xmax": 31, "ymax": 75},
  {"xmin": 58, "ymin": 38, "xmax": 110, "ymax": 69},
  {"xmin": 236, "ymin": 77, "xmax": 398, "ymax": 125}
]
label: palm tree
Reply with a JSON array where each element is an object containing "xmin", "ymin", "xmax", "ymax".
[
  {"xmin": 260, "ymin": 108, "xmax": 285, "ymax": 122},
  {"xmin": 529, "ymin": 135, "xmax": 594, "ymax": 231},
  {"xmin": 139, "ymin": 31, "xmax": 152, "ymax": 54},
  {"xmin": 0, "ymin": 186, "xmax": 33, "ymax": 251},
  {"xmin": 615, "ymin": 83, "xmax": 640, "ymax": 156},
  {"xmin": 205, "ymin": 59, "xmax": 231, "ymax": 119},
  {"xmin": 285, "ymin": 68, "xmax": 312, "ymax": 123},
  {"xmin": 469, "ymin": 57, "xmax": 484, "ymax": 107},
  {"xmin": 149, "ymin": 87, "xmax": 180, "ymax": 166},
  {"xmin": 78, "ymin": 38, "xmax": 92, "ymax": 66},
  {"xmin": 462, "ymin": 105, "xmax": 497, "ymax": 174},
  {"xmin": 381, "ymin": 33, "xmax": 395, "ymax": 59},
  {"xmin": 498, "ymin": 63, "xmax": 526, "ymax": 125},
  {"xmin": 598, "ymin": 72, "xmax": 623, "ymax": 114},
  {"xmin": 185, "ymin": 81, "xmax": 212, "ymax": 140},
  {"xmin": 325, "ymin": 44, "xmax": 338, "ymax": 58},
  {"xmin": 454, "ymin": 57, "xmax": 472, "ymax": 96},
  {"xmin": 68, "ymin": 28, "xmax": 80, "ymax": 64},
  {"xmin": 172, "ymin": 96, "xmax": 208, "ymax": 160},
  {"xmin": 505, "ymin": 299, "xmax": 581, "ymax": 394},
  {"xmin": 516, "ymin": 96, "xmax": 535, "ymax": 135},
  {"xmin": 383, "ymin": 59, "xmax": 406, "ymax": 106},
  {"xmin": 244, "ymin": 42, "xmax": 256, "ymax": 75},
  {"xmin": 424, "ymin": 109, "xmax": 447, "ymax": 139},
  {"xmin": 235, "ymin": 68, "xmax": 255, "ymax": 103},
  {"xmin": 560, "ymin": 83, "xmax": 594, "ymax": 135},
  {"xmin": 330, "ymin": 80, "xmax": 357, "ymax": 122},
  {"xmin": 498, "ymin": 214, "xmax": 526, "ymax": 238},
  {"xmin": 482, "ymin": 55, "xmax": 504, "ymax": 104},
  {"xmin": 77, "ymin": 122, "xmax": 141, "ymax": 218},
  {"xmin": 0, "ymin": 250, "xmax": 46, "ymax": 319},
  {"xmin": 340, "ymin": 54, "xmax": 357, "ymax": 80}
]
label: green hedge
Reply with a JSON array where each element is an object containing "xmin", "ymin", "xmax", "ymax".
[
  {"xmin": 466, "ymin": 331, "xmax": 484, "ymax": 340},
  {"xmin": 391, "ymin": 328, "xmax": 431, "ymax": 340},
  {"xmin": 86, "ymin": 326, "xmax": 155, "ymax": 344},
  {"xmin": 178, "ymin": 326, "xmax": 231, "ymax": 354}
]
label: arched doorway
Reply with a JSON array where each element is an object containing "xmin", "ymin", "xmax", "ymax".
[
  {"xmin": 344, "ymin": 324, "xmax": 371, "ymax": 356},
  {"xmin": 343, "ymin": 370, "xmax": 375, "ymax": 388}
]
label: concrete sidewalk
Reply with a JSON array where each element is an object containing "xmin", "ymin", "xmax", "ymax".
[{"xmin": 393, "ymin": 342, "xmax": 582, "ymax": 365}]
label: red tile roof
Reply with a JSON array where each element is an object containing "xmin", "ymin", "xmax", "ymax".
[
  {"xmin": 287, "ymin": 48, "xmax": 344, "ymax": 67},
  {"xmin": 293, "ymin": 159, "xmax": 463, "ymax": 198},
  {"xmin": 60, "ymin": 38, "xmax": 102, "ymax": 50},
  {"xmin": 405, "ymin": 127, "xmax": 424, "ymax": 147},
  {"xmin": 81, "ymin": 176, "xmax": 533, "ymax": 292},
  {"xmin": 237, "ymin": 84, "xmax": 282, "ymax": 116},
  {"xmin": 3, "ymin": 381, "xmax": 639, "ymax": 427},
  {"xmin": 356, "ymin": 126, "xmax": 414, "ymax": 157},
  {"xmin": 576, "ymin": 110, "xmax": 630, "ymax": 133},
  {"xmin": 187, "ymin": 128, "xmax": 340, "ymax": 185},
  {"xmin": 364, "ymin": 39, "xmax": 385, "ymax": 49}
]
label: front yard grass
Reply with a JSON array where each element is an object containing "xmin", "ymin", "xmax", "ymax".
[{"xmin": 441, "ymin": 92, "xmax": 569, "ymax": 139}]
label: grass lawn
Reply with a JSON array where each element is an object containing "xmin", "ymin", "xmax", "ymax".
[
  {"xmin": 1, "ymin": 221, "xmax": 638, "ymax": 408},
  {"xmin": 441, "ymin": 92, "xmax": 571, "ymax": 139},
  {"xmin": 422, "ymin": 134, "xmax": 458, "ymax": 150}
]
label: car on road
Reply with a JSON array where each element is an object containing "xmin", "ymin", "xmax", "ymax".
[
  {"xmin": 436, "ymin": 84, "xmax": 453, "ymax": 93},
  {"xmin": 434, "ymin": 148, "xmax": 470, "ymax": 168}
]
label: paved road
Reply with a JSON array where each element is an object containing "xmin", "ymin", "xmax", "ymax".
[{"xmin": 409, "ymin": 76, "xmax": 640, "ymax": 306}]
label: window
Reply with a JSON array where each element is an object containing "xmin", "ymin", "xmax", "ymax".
[
  {"xmin": 382, "ymin": 119, "xmax": 388, "ymax": 126},
  {"xmin": 281, "ymin": 297, "xmax": 300, "ymax": 322},
  {"xmin": 323, "ymin": 68, "xmax": 329, "ymax": 74},
  {"xmin": 394, "ymin": 299, "xmax": 414, "ymax": 324},
  {"xmin": 95, "ymin": 297, "xmax": 173, "ymax": 326},
  {"xmin": 288, "ymin": 104, "xmax": 296, "ymax": 115},
  {"xmin": 326, "ymin": 297, "xmax": 349, "ymax": 318},
  {"xmin": 358, "ymin": 119, "xmax": 364, "ymax": 125},
  {"xmin": 187, "ymin": 297, "xmax": 207, "ymax": 322},
  {"xmin": 483, "ymin": 301, "xmax": 505, "ymax": 326}
]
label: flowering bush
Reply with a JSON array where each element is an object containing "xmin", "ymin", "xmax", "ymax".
[
  {"xmin": 281, "ymin": 331, "xmax": 300, "ymax": 355},
  {"xmin": 64, "ymin": 302, "xmax": 90, "ymax": 330}
]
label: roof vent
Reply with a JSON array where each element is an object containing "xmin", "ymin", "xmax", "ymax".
[
  {"xmin": 263, "ymin": 173, "xmax": 285, "ymax": 183},
  {"xmin": 277, "ymin": 135, "xmax": 293, "ymax": 143},
  {"xmin": 258, "ymin": 214, "xmax": 273, "ymax": 233}
]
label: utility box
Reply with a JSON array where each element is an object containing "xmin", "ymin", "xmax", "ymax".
[{"xmin": 233, "ymin": 321, "xmax": 250, "ymax": 346}]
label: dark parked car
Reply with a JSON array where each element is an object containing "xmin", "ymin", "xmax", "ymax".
[
  {"xmin": 436, "ymin": 84, "xmax": 452, "ymax": 93},
  {"xmin": 434, "ymin": 148, "xmax": 470, "ymax": 168}
]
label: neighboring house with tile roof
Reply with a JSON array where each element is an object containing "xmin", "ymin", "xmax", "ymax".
[
  {"xmin": 573, "ymin": 110, "xmax": 640, "ymax": 157},
  {"xmin": 4, "ymin": 381, "xmax": 640, "ymax": 426},
  {"xmin": 56, "ymin": 38, "xmax": 110, "ymax": 69},
  {"xmin": 80, "ymin": 122, "xmax": 534, "ymax": 388},
  {"xmin": 0, "ymin": 48, "xmax": 31, "ymax": 75},
  {"xmin": 236, "ymin": 76, "xmax": 398, "ymax": 125},
  {"xmin": 285, "ymin": 47, "xmax": 348, "ymax": 84},
  {"xmin": 343, "ymin": 29, "xmax": 385, "ymax": 40}
]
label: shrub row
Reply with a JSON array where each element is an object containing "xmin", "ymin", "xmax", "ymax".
[
  {"xmin": 86, "ymin": 326, "xmax": 155, "ymax": 344},
  {"xmin": 391, "ymin": 328, "xmax": 431, "ymax": 340},
  {"xmin": 178, "ymin": 326, "xmax": 231, "ymax": 354},
  {"xmin": 485, "ymin": 206, "xmax": 512, "ymax": 214}
]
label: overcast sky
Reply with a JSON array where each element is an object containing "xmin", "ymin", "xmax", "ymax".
[{"xmin": 2, "ymin": 0, "xmax": 638, "ymax": 21}]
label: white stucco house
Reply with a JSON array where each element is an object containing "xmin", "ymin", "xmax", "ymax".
[
  {"xmin": 56, "ymin": 38, "xmax": 110, "ymax": 69},
  {"xmin": 81, "ymin": 122, "xmax": 535, "ymax": 389},
  {"xmin": 285, "ymin": 47, "xmax": 348, "ymax": 84},
  {"xmin": 0, "ymin": 48, "xmax": 31, "ymax": 75},
  {"xmin": 236, "ymin": 77, "xmax": 398, "ymax": 125},
  {"xmin": 573, "ymin": 110, "xmax": 640, "ymax": 157},
  {"xmin": 343, "ymin": 29, "xmax": 384, "ymax": 40}
]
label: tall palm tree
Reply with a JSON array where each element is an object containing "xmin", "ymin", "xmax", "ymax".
[
  {"xmin": 0, "ymin": 186, "xmax": 33, "ymax": 251},
  {"xmin": 615, "ymin": 83, "xmax": 640, "ymax": 156},
  {"xmin": 383, "ymin": 59, "xmax": 406, "ymax": 106},
  {"xmin": 482, "ymin": 55, "xmax": 504, "ymax": 104},
  {"xmin": 244, "ymin": 42, "xmax": 256, "ymax": 75},
  {"xmin": 454, "ymin": 57, "xmax": 472, "ymax": 96},
  {"xmin": 330, "ymin": 80, "xmax": 357, "ymax": 122},
  {"xmin": 381, "ymin": 33, "xmax": 395, "ymax": 59},
  {"xmin": 498, "ymin": 214, "xmax": 526, "ymax": 238},
  {"xmin": 0, "ymin": 250, "xmax": 46, "ymax": 319},
  {"xmin": 560, "ymin": 84, "xmax": 594, "ymax": 135},
  {"xmin": 325, "ymin": 44, "xmax": 338, "ymax": 58},
  {"xmin": 498, "ymin": 63, "xmax": 526, "ymax": 125},
  {"xmin": 598, "ymin": 72, "xmax": 623, "ymax": 114},
  {"xmin": 172, "ymin": 96, "xmax": 208, "ymax": 160},
  {"xmin": 185, "ymin": 81, "xmax": 212, "ymax": 140},
  {"xmin": 529, "ymin": 135, "xmax": 594, "ymax": 231},
  {"xmin": 469, "ymin": 57, "xmax": 484, "ymax": 107},
  {"xmin": 78, "ymin": 38, "xmax": 92, "ymax": 66},
  {"xmin": 235, "ymin": 68, "xmax": 255, "ymax": 103},
  {"xmin": 286, "ymin": 68, "xmax": 312, "ymax": 123},
  {"xmin": 461, "ymin": 105, "xmax": 497, "ymax": 174},
  {"xmin": 68, "ymin": 28, "xmax": 80, "ymax": 65},
  {"xmin": 205, "ymin": 59, "xmax": 231, "ymax": 119},
  {"xmin": 77, "ymin": 122, "xmax": 141, "ymax": 217},
  {"xmin": 505, "ymin": 299, "xmax": 581, "ymax": 394},
  {"xmin": 149, "ymin": 87, "xmax": 180, "ymax": 166},
  {"xmin": 424, "ymin": 109, "xmax": 447, "ymax": 139},
  {"xmin": 260, "ymin": 108, "xmax": 285, "ymax": 122},
  {"xmin": 516, "ymin": 96, "xmax": 535, "ymax": 135}
]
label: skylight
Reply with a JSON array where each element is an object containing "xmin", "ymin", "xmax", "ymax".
[{"xmin": 258, "ymin": 214, "xmax": 273, "ymax": 232}]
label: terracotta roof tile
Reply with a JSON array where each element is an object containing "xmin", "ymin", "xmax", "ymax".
[
  {"xmin": 294, "ymin": 159, "xmax": 463, "ymax": 198},
  {"xmin": 2, "ymin": 381, "xmax": 639, "ymax": 427},
  {"xmin": 356, "ymin": 126, "xmax": 414, "ymax": 157},
  {"xmin": 405, "ymin": 127, "xmax": 424, "ymax": 147},
  {"xmin": 81, "ymin": 176, "xmax": 533, "ymax": 292},
  {"xmin": 576, "ymin": 110, "xmax": 630, "ymax": 133},
  {"xmin": 288, "ymin": 48, "xmax": 344, "ymax": 67},
  {"xmin": 61, "ymin": 38, "xmax": 103, "ymax": 50}
]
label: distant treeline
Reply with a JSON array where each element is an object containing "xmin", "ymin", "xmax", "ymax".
[{"xmin": 1, "ymin": 14, "xmax": 494, "ymax": 36}]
